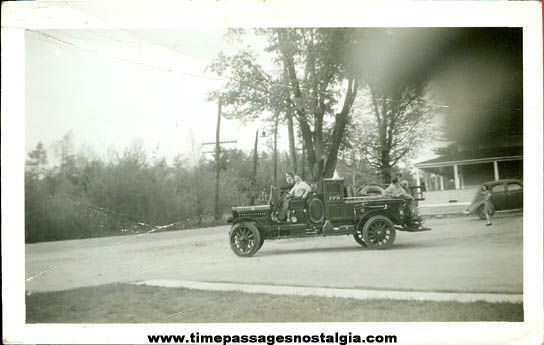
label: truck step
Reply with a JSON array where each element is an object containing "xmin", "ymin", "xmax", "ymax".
[{"xmin": 402, "ymin": 226, "xmax": 432, "ymax": 232}]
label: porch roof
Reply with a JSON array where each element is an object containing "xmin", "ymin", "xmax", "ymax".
[{"xmin": 414, "ymin": 146, "xmax": 523, "ymax": 168}]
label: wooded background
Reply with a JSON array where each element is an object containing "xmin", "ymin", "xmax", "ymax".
[{"xmin": 24, "ymin": 28, "xmax": 522, "ymax": 242}]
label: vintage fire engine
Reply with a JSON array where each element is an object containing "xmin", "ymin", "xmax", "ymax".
[{"xmin": 227, "ymin": 178, "xmax": 430, "ymax": 257}]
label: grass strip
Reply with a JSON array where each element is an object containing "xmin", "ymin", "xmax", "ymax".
[{"xmin": 26, "ymin": 283, "xmax": 523, "ymax": 323}]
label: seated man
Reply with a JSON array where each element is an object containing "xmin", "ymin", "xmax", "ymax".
[
  {"xmin": 400, "ymin": 179, "xmax": 420, "ymax": 218},
  {"xmin": 385, "ymin": 177, "xmax": 417, "ymax": 225},
  {"xmin": 271, "ymin": 172, "xmax": 295, "ymax": 217},
  {"xmin": 280, "ymin": 172, "xmax": 295, "ymax": 194},
  {"xmin": 276, "ymin": 174, "xmax": 312, "ymax": 221}
]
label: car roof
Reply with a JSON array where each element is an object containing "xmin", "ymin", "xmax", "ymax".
[{"xmin": 482, "ymin": 179, "xmax": 523, "ymax": 186}]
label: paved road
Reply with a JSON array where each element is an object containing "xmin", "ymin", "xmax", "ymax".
[{"xmin": 25, "ymin": 213, "xmax": 523, "ymax": 294}]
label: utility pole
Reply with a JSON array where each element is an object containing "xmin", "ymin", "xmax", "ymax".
[
  {"xmin": 250, "ymin": 129, "xmax": 267, "ymax": 205},
  {"xmin": 201, "ymin": 98, "xmax": 236, "ymax": 222},
  {"xmin": 251, "ymin": 130, "xmax": 259, "ymax": 206},
  {"xmin": 214, "ymin": 98, "xmax": 222, "ymax": 221}
]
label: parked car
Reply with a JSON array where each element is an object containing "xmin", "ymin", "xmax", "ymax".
[
  {"xmin": 226, "ymin": 178, "xmax": 431, "ymax": 257},
  {"xmin": 468, "ymin": 179, "xmax": 523, "ymax": 219}
]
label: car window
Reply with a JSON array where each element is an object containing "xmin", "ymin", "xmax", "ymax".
[
  {"xmin": 491, "ymin": 184, "xmax": 505, "ymax": 193},
  {"xmin": 507, "ymin": 183, "xmax": 522, "ymax": 192}
]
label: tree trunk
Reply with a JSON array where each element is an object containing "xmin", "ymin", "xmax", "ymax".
[
  {"xmin": 214, "ymin": 98, "xmax": 222, "ymax": 221},
  {"xmin": 323, "ymin": 78, "xmax": 358, "ymax": 178},
  {"xmin": 381, "ymin": 151, "xmax": 392, "ymax": 184},
  {"xmin": 301, "ymin": 142, "xmax": 306, "ymax": 179},
  {"xmin": 286, "ymin": 111, "xmax": 297, "ymax": 174},
  {"xmin": 351, "ymin": 151, "xmax": 357, "ymax": 186},
  {"xmin": 382, "ymin": 166, "xmax": 392, "ymax": 184},
  {"xmin": 274, "ymin": 112, "xmax": 279, "ymax": 185},
  {"xmin": 251, "ymin": 130, "xmax": 258, "ymax": 205},
  {"xmin": 323, "ymin": 112, "xmax": 348, "ymax": 178},
  {"xmin": 194, "ymin": 166, "xmax": 202, "ymax": 224},
  {"xmin": 277, "ymin": 30, "xmax": 317, "ymax": 180}
]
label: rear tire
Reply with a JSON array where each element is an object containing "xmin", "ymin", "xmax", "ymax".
[
  {"xmin": 359, "ymin": 184, "xmax": 386, "ymax": 196},
  {"xmin": 230, "ymin": 222, "xmax": 262, "ymax": 257},
  {"xmin": 362, "ymin": 215, "xmax": 396, "ymax": 250}
]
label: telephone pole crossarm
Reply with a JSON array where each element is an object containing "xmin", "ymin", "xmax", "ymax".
[{"xmin": 201, "ymin": 140, "xmax": 237, "ymax": 146}]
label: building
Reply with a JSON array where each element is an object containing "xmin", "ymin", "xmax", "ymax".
[{"xmin": 413, "ymin": 138, "xmax": 522, "ymax": 206}]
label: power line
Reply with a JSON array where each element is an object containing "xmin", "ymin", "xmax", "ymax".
[
  {"xmin": 27, "ymin": 29, "xmax": 523, "ymax": 113},
  {"xmin": 201, "ymin": 140, "xmax": 237, "ymax": 146}
]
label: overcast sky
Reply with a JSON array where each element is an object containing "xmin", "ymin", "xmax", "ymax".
[
  {"xmin": 25, "ymin": 27, "xmax": 522, "ymax": 167},
  {"xmin": 25, "ymin": 28, "xmax": 276, "ymax": 165}
]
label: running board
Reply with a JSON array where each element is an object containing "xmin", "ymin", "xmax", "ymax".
[{"xmin": 396, "ymin": 225, "xmax": 432, "ymax": 232}]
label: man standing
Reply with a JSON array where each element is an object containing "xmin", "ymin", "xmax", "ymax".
[{"xmin": 277, "ymin": 174, "xmax": 312, "ymax": 221}]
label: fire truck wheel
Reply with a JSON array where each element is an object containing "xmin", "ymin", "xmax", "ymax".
[
  {"xmin": 353, "ymin": 219, "xmax": 368, "ymax": 247},
  {"xmin": 256, "ymin": 235, "xmax": 265, "ymax": 251},
  {"xmin": 362, "ymin": 215, "xmax": 396, "ymax": 249},
  {"xmin": 229, "ymin": 222, "xmax": 262, "ymax": 257}
]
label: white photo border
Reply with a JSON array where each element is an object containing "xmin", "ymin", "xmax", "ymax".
[{"xmin": 2, "ymin": 1, "xmax": 542, "ymax": 344}]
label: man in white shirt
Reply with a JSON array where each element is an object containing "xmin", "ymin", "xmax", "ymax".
[
  {"xmin": 289, "ymin": 175, "xmax": 312, "ymax": 198},
  {"xmin": 277, "ymin": 175, "xmax": 312, "ymax": 221}
]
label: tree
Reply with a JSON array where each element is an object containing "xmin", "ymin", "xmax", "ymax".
[
  {"xmin": 208, "ymin": 50, "xmax": 299, "ymax": 174},
  {"xmin": 26, "ymin": 142, "xmax": 48, "ymax": 179},
  {"xmin": 335, "ymin": 149, "xmax": 379, "ymax": 187},
  {"xmin": 352, "ymin": 85, "xmax": 434, "ymax": 183},
  {"xmin": 275, "ymin": 28, "xmax": 359, "ymax": 180},
  {"xmin": 52, "ymin": 131, "xmax": 79, "ymax": 188},
  {"xmin": 210, "ymin": 28, "xmax": 360, "ymax": 181},
  {"xmin": 342, "ymin": 28, "xmax": 447, "ymax": 184}
]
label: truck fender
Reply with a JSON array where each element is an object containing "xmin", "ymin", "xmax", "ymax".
[
  {"xmin": 229, "ymin": 218, "xmax": 264, "ymax": 237},
  {"xmin": 356, "ymin": 210, "xmax": 400, "ymax": 228}
]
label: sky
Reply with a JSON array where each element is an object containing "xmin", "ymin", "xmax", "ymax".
[
  {"xmin": 25, "ymin": 28, "xmax": 275, "ymax": 166},
  {"xmin": 25, "ymin": 27, "xmax": 523, "ymax": 167}
]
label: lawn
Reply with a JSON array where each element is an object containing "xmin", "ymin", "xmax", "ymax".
[{"xmin": 26, "ymin": 284, "xmax": 523, "ymax": 323}]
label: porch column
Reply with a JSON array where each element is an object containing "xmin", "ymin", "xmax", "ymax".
[
  {"xmin": 433, "ymin": 173, "xmax": 439, "ymax": 191},
  {"xmin": 493, "ymin": 161, "xmax": 500, "ymax": 180},
  {"xmin": 439, "ymin": 175, "xmax": 444, "ymax": 191},
  {"xmin": 453, "ymin": 164, "xmax": 460, "ymax": 190},
  {"xmin": 415, "ymin": 169, "xmax": 421, "ymax": 187},
  {"xmin": 424, "ymin": 173, "xmax": 431, "ymax": 191}
]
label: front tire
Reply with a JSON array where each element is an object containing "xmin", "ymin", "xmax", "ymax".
[
  {"xmin": 230, "ymin": 222, "xmax": 262, "ymax": 257},
  {"xmin": 362, "ymin": 215, "xmax": 396, "ymax": 249},
  {"xmin": 256, "ymin": 235, "xmax": 264, "ymax": 251}
]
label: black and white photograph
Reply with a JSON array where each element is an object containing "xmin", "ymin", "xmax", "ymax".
[{"xmin": 2, "ymin": 1, "xmax": 543, "ymax": 344}]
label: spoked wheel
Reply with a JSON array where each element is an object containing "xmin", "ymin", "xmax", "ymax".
[
  {"xmin": 229, "ymin": 222, "xmax": 262, "ymax": 257},
  {"xmin": 362, "ymin": 215, "xmax": 396, "ymax": 249},
  {"xmin": 353, "ymin": 219, "xmax": 368, "ymax": 247}
]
